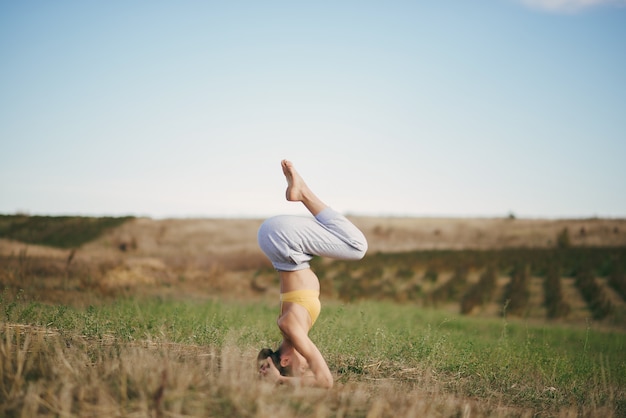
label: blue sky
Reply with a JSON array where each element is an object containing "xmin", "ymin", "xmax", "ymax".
[{"xmin": 1, "ymin": 0, "xmax": 625, "ymax": 218}]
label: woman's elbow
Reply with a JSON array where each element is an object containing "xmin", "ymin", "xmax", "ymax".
[{"xmin": 320, "ymin": 375, "xmax": 334, "ymax": 389}]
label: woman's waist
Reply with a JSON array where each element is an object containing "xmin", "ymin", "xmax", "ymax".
[{"xmin": 280, "ymin": 289, "xmax": 320, "ymax": 302}]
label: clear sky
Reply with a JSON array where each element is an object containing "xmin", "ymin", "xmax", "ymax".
[{"xmin": 1, "ymin": 0, "xmax": 625, "ymax": 219}]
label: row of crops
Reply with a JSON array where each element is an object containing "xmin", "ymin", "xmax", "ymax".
[{"xmin": 311, "ymin": 247, "xmax": 626, "ymax": 320}]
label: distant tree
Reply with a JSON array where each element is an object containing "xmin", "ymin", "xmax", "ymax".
[
  {"xmin": 556, "ymin": 228, "xmax": 571, "ymax": 249},
  {"xmin": 461, "ymin": 265, "xmax": 496, "ymax": 315},
  {"xmin": 575, "ymin": 265, "xmax": 612, "ymax": 320},
  {"xmin": 544, "ymin": 264, "xmax": 570, "ymax": 319},
  {"xmin": 608, "ymin": 262, "xmax": 626, "ymax": 302},
  {"xmin": 503, "ymin": 263, "xmax": 529, "ymax": 316}
]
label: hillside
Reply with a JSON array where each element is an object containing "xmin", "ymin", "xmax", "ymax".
[{"xmin": 1, "ymin": 215, "xmax": 625, "ymax": 328}]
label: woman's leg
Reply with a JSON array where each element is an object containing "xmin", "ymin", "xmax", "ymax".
[
  {"xmin": 258, "ymin": 211, "xmax": 367, "ymax": 271},
  {"xmin": 282, "ymin": 159, "xmax": 367, "ymax": 254},
  {"xmin": 257, "ymin": 160, "xmax": 367, "ymax": 271}
]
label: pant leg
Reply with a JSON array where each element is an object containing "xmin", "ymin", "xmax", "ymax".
[
  {"xmin": 257, "ymin": 207, "xmax": 368, "ymax": 271},
  {"xmin": 314, "ymin": 207, "xmax": 368, "ymax": 256}
]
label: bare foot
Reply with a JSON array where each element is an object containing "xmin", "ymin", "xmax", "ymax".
[
  {"xmin": 281, "ymin": 159, "xmax": 327, "ymax": 215},
  {"xmin": 282, "ymin": 159, "xmax": 309, "ymax": 202}
]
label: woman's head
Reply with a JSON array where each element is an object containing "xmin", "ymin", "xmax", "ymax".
[{"xmin": 257, "ymin": 347, "xmax": 292, "ymax": 376}]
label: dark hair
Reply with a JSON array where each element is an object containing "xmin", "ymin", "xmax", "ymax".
[{"xmin": 257, "ymin": 347, "xmax": 292, "ymax": 376}]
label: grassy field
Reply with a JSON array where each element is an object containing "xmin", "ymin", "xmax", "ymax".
[
  {"xmin": 2, "ymin": 292, "xmax": 625, "ymax": 417},
  {"xmin": 1, "ymin": 215, "xmax": 625, "ymax": 416}
]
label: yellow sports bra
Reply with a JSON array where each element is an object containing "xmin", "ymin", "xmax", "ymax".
[{"xmin": 280, "ymin": 289, "xmax": 321, "ymax": 326}]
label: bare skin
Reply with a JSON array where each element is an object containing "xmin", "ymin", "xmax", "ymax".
[
  {"xmin": 259, "ymin": 160, "xmax": 334, "ymax": 389},
  {"xmin": 281, "ymin": 159, "xmax": 327, "ymax": 216}
]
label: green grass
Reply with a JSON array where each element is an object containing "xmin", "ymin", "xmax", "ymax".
[
  {"xmin": 2, "ymin": 293, "xmax": 624, "ymax": 416},
  {"xmin": 317, "ymin": 301, "xmax": 625, "ymax": 403},
  {"xmin": 0, "ymin": 214, "xmax": 133, "ymax": 248}
]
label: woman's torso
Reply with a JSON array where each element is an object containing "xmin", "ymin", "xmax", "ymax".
[{"xmin": 279, "ymin": 268, "xmax": 320, "ymax": 293}]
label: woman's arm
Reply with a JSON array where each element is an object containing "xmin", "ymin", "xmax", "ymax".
[
  {"xmin": 270, "ymin": 315, "xmax": 333, "ymax": 389},
  {"xmin": 289, "ymin": 328, "xmax": 333, "ymax": 388}
]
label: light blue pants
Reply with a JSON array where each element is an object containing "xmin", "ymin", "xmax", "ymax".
[{"xmin": 257, "ymin": 207, "xmax": 368, "ymax": 271}]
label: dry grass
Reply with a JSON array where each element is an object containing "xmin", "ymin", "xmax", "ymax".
[
  {"xmin": 353, "ymin": 217, "xmax": 626, "ymax": 252},
  {"xmin": 3, "ymin": 321, "xmax": 611, "ymax": 418}
]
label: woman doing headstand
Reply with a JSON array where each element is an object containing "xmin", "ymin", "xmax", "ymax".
[{"xmin": 257, "ymin": 160, "xmax": 368, "ymax": 388}]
